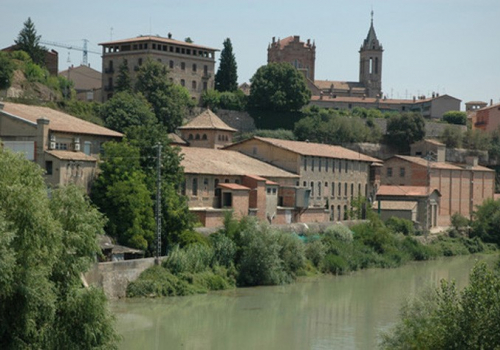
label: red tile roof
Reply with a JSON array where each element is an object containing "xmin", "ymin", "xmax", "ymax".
[
  {"xmin": 218, "ymin": 183, "xmax": 250, "ymax": 191},
  {"xmin": 393, "ymin": 155, "xmax": 493, "ymax": 172},
  {"xmin": 99, "ymin": 35, "xmax": 218, "ymax": 51},
  {"xmin": 1, "ymin": 102, "xmax": 122, "ymax": 138},
  {"xmin": 243, "ymin": 137, "xmax": 381, "ymax": 163},
  {"xmin": 377, "ymin": 185, "xmax": 439, "ymax": 197},
  {"xmin": 46, "ymin": 150, "xmax": 97, "ymax": 161},
  {"xmin": 273, "ymin": 36, "xmax": 310, "ymax": 49},
  {"xmin": 178, "ymin": 109, "xmax": 236, "ymax": 132},
  {"xmin": 180, "ymin": 146, "xmax": 298, "ymax": 178}
]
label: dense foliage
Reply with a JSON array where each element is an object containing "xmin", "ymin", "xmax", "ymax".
[
  {"xmin": 100, "ymin": 92, "xmax": 156, "ymax": 133},
  {"xmin": 215, "ymin": 38, "xmax": 238, "ymax": 92},
  {"xmin": 442, "ymin": 110, "xmax": 467, "ymax": 125},
  {"xmin": 0, "ymin": 52, "xmax": 15, "ymax": 90},
  {"xmin": 248, "ymin": 62, "xmax": 311, "ymax": 112},
  {"xmin": 470, "ymin": 198, "xmax": 500, "ymax": 245},
  {"xmin": 201, "ymin": 89, "xmax": 247, "ymax": 111},
  {"xmin": 386, "ymin": 112, "xmax": 426, "ymax": 152},
  {"xmin": 15, "ymin": 17, "xmax": 46, "ymax": 66},
  {"xmin": 380, "ymin": 261, "xmax": 500, "ymax": 349},
  {"xmin": 115, "ymin": 59, "xmax": 132, "ymax": 93},
  {"xmin": 0, "ymin": 149, "xmax": 117, "ymax": 349}
]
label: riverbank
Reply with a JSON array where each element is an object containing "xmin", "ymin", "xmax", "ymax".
[{"xmin": 125, "ymin": 216, "xmax": 498, "ymax": 299}]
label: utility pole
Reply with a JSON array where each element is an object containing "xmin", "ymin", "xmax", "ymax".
[{"xmin": 154, "ymin": 143, "xmax": 162, "ymax": 263}]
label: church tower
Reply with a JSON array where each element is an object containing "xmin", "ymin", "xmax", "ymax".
[{"xmin": 359, "ymin": 11, "xmax": 383, "ymax": 98}]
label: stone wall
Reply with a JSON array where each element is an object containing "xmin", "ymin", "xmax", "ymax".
[
  {"xmin": 372, "ymin": 118, "xmax": 466, "ymax": 138},
  {"xmin": 84, "ymin": 257, "xmax": 161, "ymax": 299},
  {"xmin": 445, "ymin": 148, "xmax": 489, "ymax": 165}
]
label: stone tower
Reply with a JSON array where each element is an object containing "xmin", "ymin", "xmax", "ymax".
[
  {"xmin": 359, "ymin": 11, "xmax": 383, "ymax": 98},
  {"xmin": 267, "ymin": 36, "xmax": 316, "ymax": 81}
]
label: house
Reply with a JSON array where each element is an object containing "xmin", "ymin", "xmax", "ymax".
[
  {"xmin": 374, "ymin": 185, "xmax": 441, "ymax": 230},
  {"xmin": 0, "ymin": 102, "xmax": 122, "ymax": 190},
  {"xmin": 474, "ymin": 101, "xmax": 500, "ymax": 132},
  {"xmin": 99, "ymin": 34, "xmax": 218, "ymax": 103},
  {"xmin": 381, "ymin": 151, "xmax": 494, "ymax": 227},
  {"xmin": 225, "ymin": 136, "xmax": 382, "ymax": 221},
  {"xmin": 59, "ymin": 64, "xmax": 102, "ymax": 102}
]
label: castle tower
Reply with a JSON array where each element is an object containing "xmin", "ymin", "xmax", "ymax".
[
  {"xmin": 267, "ymin": 35, "xmax": 316, "ymax": 81},
  {"xmin": 359, "ymin": 11, "xmax": 383, "ymax": 98}
]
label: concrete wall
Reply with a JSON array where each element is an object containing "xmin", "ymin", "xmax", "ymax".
[{"xmin": 84, "ymin": 257, "xmax": 159, "ymax": 299}]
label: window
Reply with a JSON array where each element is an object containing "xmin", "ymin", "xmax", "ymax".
[
  {"xmin": 331, "ymin": 182, "xmax": 335, "ymax": 196},
  {"xmin": 138, "ymin": 58, "xmax": 143, "ymax": 66},
  {"xmin": 337, "ymin": 205, "xmax": 341, "ymax": 221},
  {"xmin": 188, "ymin": 134, "xmax": 193, "ymax": 140},
  {"xmin": 325, "ymin": 159, "xmax": 329, "ymax": 172},
  {"xmin": 181, "ymin": 62, "xmax": 185, "ymax": 70},
  {"xmin": 45, "ymin": 161, "xmax": 53, "ymax": 175},
  {"xmin": 267, "ymin": 188, "xmax": 271, "ymax": 194},
  {"xmin": 202, "ymin": 134, "xmax": 207, "ymax": 140},
  {"xmin": 169, "ymin": 60, "xmax": 174, "ymax": 69},
  {"xmin": 319, "ymin": 158, "xmax": 322, "ymax": 172},
  {"xmin": 272, "ymin": 188, "xmax": 277, "ymax": 194},
  {"xmin": 203, "ymin": 81, "xmax": 208, "ymax": 91},
  {"xmin": 350, "ymin": 184, "xmax": 354, "ymax": 199},
  {"xmin": 192, "ymin": 64, "xmax": 197, "ymax": 72},
  {"xmin": 204, "ymin": 65, "xmax": 208, "ymax": 75},
  {"xmin": 344, "ymin": 205, "xmax": 348, "ymax": 220},
  {"xmin": 181, "ymin": 181, "xmax": 186, "ymax": 196},
  {"xmin": 400, "ymin": 167, "xmax": 405, "ymax": 177},
  {"xmin": 192, "ymin": 80, "xmax": 197, "ymax": 90},
  {"xmin": 195, "ymin": 134, "xmax": 200, "ymax": 140},
  {"xmin": 358, "ymin": 183, "xmax": 361, "ymax": 197},
  {"xmin": 55, "ymin": 143, "xmax": 68, "ymax": 150},
  {"xmin": 338, "ymin": 183, "xmax": 341, "ymax": 197},
  {"xmin": 311, "ymin": 158, "xmax": 315, "ymax": 171},
  {"xmin": 303, "ymin": 181, "xmax": 307, "ymax": 187},
  {"xmin": 181, "ymin": 79, "xmax": 185, "ymax": 87},
  {"xmin": 310, "ymin": 182, "xmax": 314, "ymax": 197},
  {"xmin": 339, "ymin": 160, "xmax": 342, "ymax": 172},
  {"xmin": 203, "ymin": 178, "xmax": 209, "ymax": 194},
  {"xmin": 387, "ymin": 167, "xmax": 393, "ymax": 177},
  {"xmin": 345, "ymin": 161, "xmax": 348, "ymax": 173},
  {"xmin": 303, "ymin": 157, "xmax": 307, "ymax": 171},
  {"xmin": 318, "ymin": 181, "xmax": 322, "ymax": 197},
  {"xmin": 84, "ymin": 141, "xmax": 91, "ymax": 155},
  {"xmin": 192, "ymin": 178, "xmax": 198, "ymax": 196},
  {"xmin": 344, "ymin": 183, "xmax": 348, "ymax": 197}
]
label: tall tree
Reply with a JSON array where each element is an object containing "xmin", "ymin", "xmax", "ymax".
[
  {"xmin": 100, "ymin": 92, "xmax": 156, "ymax": 133},
  {"xmin": 115, "ymin": 59, "xmax": 132, "ymax": 93},
  {"xmin": 248, "ymin": 63, "xmax": 311, "ymax": 112},
  {"xmin": 15, "ymin": 17, "xmax": 46, "ymax": 66},
  {"xmin": 386, "ymin": 112, "xmax": 425, "ymax": 152},
  {"xmin": 215, "ymin": 38, "xmax": 238, "ymax": 92},
  {"xmin": 135, "ymin": 59, "xmax": 194, "ymax": 132}
]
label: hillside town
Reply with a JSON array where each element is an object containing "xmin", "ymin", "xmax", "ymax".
[{"xmin": 2, "ymin": 10, "xmax": 500, "ymax": 349}]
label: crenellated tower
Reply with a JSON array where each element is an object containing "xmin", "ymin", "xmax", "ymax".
[{"xmin": 359, "ymin": 11, "xmax": 383, "ymax": 98}]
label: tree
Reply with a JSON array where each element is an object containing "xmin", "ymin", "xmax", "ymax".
[
  {"xmin": 248, "ymin": 62, "xmax": 311, "ymax": 112},
  {"xmin": 135, "ymin": 59, "xmax": 194, "ymax": 132},
  {"xmin": 0, "ymin": 148, "xmax": 117, "ymax": 349},
  {"xmin": 100, "ymin": 92, "xmax": 155, "ymax": 133},
  {"xmin": 439, "ymin": 125, "xmax": 463, "ymax": 148},
  {"xmin": 15, "ymin": 17, "xmax": 46, "ymax": 66},
  {"xmin": 442, "ymin": 110, "xmax": 467, "ymax": 125},
  {"xmin": 470, "ymin": 198, "xmax": 500, "ymax": 245},
  {"xmin": 462, "ymin": 128, "xmax": 490, "ymax": 151},
  {"xmin": 386, "ymin": 113, "xmax": 425, "ymax": 152},
  {"xmin": 91, "ymin": 141, "xmax": 155, "ymax": 251},
  {"xmin": 381, "ymin": 262, "xmax": 500, "ymax": 349},
  {"xmin": 115, "ymin": 59, "xmax": 132, "ymax": 92},
  {"xmin": 215, "ymin": 38, "xmax": 238, "ymax": 92},
  {"xmin": 184, "ymin": 37, "xmax": 193, "ymax": 43},
  {"xmin": 0, "ymin": 52, "xmax": 15, "ymax": 90}
]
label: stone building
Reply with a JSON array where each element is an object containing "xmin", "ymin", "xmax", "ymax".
[
  {"xmin": 380, "ymin": 147, "xmax": 495, "ymax": 227},
  {"xmin": 267, "ymin": 35, "xmax": 316, "ymax": 81},
  {"xmin": 225, "ymin": 137, "xmax": 382, "ymax": 221},
  {"xmin": 59, "ymin": 64, "xmax": 102, "ymax": 102},
  {"xmin": 0, "ymin": 102, "xmax": 122, "ymax": 191},
  {"xmin": 99, "ymin": 35, "xmax": 217, "ymax": 102}
]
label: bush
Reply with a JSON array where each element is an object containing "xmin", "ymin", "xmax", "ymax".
[
  {"xmin": 385, "ymin": 217, "xmax": 415, "ymax": 236},
  {"xmin": 162, "ymin": 244, "xmax": 214, "ymax": 274},
  {"xmin": 126, "ymin": 266, "xmax": 193, "ymax": 297},
  {"xmin": 322, "ymin": 254, "xmax": 348, "ymax": 275},
  {"xmin": 400, "ymin": 236, "xmax": 436, "ymax": 261},
  {"xmin": 305, "ymin": 240, "xmax": 326, "ymax": 268},
  {"xmin": 276, "ymin": 232, "xmax": 306, "ymax": 278},
  {"xmin": 323, "ymin": 224, "xmax": 353, "ymax": 242},
  {"xmin": 210, "ymin": 233, "xmax": 236, "ymax": 268}
]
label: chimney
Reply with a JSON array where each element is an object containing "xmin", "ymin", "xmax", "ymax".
[
  {"xmin": 168, "ymin": 32, "xmax": 172, "ymax": 39},
  {"xmin": 465, "ymin": 156, "xmax": 478, "ymax": 168},
  {"xmin": 36, "ymin": 118, "xmax": 50, "ymax": 162},
  {"xmin": 491, "ymin": 99, "xmax": 493, "ymax": 106},
  {"xmin": 307, "ymin": 39, "xmax": 310, "ymax": 46}
]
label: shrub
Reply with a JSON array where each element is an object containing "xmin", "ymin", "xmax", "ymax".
[
  {"xmin": 126, "ymin": 266, "xmax": 193, "ymax": 297},
  {"xmin": 163, "ymin": 244, "xmax": 214, "ymax": 274},
  {"xmin": 276, "ymin": 232, "xmax": 306, "ymax": 278},
  {"xmin": 324, "ymin": 224, "xmax": 353, "ymax": 242},
  {"xmin": 400, "ymin": 236, "xmax": 436, "ymax": 261},
  {"xmin": 210, "ymin": 233, "xmax": 236, "ymax": 268},
  {"xmin": 385, "ymin": 217, "xmax": 415, "ymax": 236},
  {"xmin": 305, "ymin": 240, "xmax": 326, "ymax": 268},
  {"xmin": 322, "ymin": 254, "xmax": 348, "ymax": 275}
]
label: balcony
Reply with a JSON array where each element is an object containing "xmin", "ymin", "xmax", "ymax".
[{"xmin": 202, "ymin": 73, "xmax": 212, "ymax": 80}]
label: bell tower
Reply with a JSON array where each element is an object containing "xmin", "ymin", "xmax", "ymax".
[{"xmin": 359, "ymin": 11, "xmax": 383, "ymax": 98}]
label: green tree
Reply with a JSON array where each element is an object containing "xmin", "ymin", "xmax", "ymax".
[
  {"xmin": 15, "ymin": 17, "xmax": 46, "ymax": 66},
  {"xmin": 100, "ymin": 92, "xmax": 155, "ymax": 133},
  {"xmin": 439, "ymin": 125, "xmax": 463, "ymax": 148},
  {"xmin": 462, "ymin": 128, "xmax": 490, "ymax": 151},
  {"xmin": 442, "ymin": 110, "xmax": 467, "ymax": 125},
  {"xmin": 115, "ymin": 59, "xmax": 132, "ymax": 92},
  {"xmin": 0, "ymin": 52, "xmax": 15, "ymax": 90},
  {"xmin": 386, "ymin": 113, "xmax": 425, "ymax": 152},
  {"xmin": 0, "ymin": 148, "xmax": 117, "ymax": 349},
  {"xmin": 135, "ymin": 59, "xmax": 194, "ymax": 132},
  {"xmin": 201, "ymin": 89, "xmax": 221, "ymax": 109},
  {"xmin": 470, "ymin": 198, "xmax": 500, "ymax": 245},
  {"xmin": 248, "ymin": 62, "xmax": 311, "ymax": 112},
  {"xmin": 215, "ymin": 38, "xmax": 238, "ymax": 92},
  {"xmin": 381, "ymin": 262, "xmax": 500, "ymax": 349},
  {"xmin": 91, "ymin": 141, "xmax": 156, "ymax": 251}
]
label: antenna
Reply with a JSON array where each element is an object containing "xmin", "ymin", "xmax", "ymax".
[{"xmin": 110, "ymin": 27, "xmax": 114, "ymax": 41}]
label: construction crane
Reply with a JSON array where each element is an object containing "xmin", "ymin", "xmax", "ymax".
[{"xmin": 40, "ymin": 39, "xmax": 101, "ymax": 66}]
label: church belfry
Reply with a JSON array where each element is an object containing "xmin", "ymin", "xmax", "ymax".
[{"xmin": 359, "ymin": 11, "xmax": 383, "ymax": 98}]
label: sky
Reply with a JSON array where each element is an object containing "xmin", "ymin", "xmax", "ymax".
[{"xmin": 2, "ymin": 0, "xmax": 500, "ymax": 108}]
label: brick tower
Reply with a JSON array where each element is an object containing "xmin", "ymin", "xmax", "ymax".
[{"xmin": 267, "ymin": 35, "xmax": 316, "ymax": 81}]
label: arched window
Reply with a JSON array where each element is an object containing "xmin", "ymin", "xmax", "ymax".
[
  {"xmin": 331, "ymin": 182, "xmax": 335, "ymax": 196},
  {"xmin": 318, "ymin": 181, "xmax": 322, "ymax": 196},
  {"xmin": 358, "ymin": 183, "xmax": 361, "ymax": 197},
  {"xmin": 330, "ymin": 205, "xmax": 334, "ymax": 221},
  {"xmin": 337, "ymin": 205, "xmax": 341, "ymax": 221},
  {"xmin": 338, "ymin": 183, "xmax": 341, "ymax": 197},
  {"xmin": 188, "ymin": 134, "xmax": 193, "ymax": 140},
  {"xmin": 192, "ymin": 80, "xmax": 197, "ymax": 90},
  {"xmin": 310, "ymin": 182, "xmax": 314, "ymax": 197},
  {"xmin": 351, "ymin": 184, "xmax": 354, "ymax": 199},
  {"xmin": 344, "ymin": 205, "xmax": 348, "ymax": 220},
  {"xmin": 195, "ymin": 134, "xmax": 200, "ymax": 140},
  {"xmin": 202, "ymin": 134, "xmax": 207, "ymax": 140},
  {"xmin": 344, "ymin": 183, "xmax": 348, "ymax": 197},
  {"xmin": 192, "ymin": 178, "xmax": 198, "ymax": 196}
]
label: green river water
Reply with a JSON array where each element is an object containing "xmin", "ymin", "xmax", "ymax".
[{"xmin": 111, "ymin": 254, "xmax": 497, "ymax": 350}]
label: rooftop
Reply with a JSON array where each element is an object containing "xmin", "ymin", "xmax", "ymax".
[
  {"xmin": 178, "ymin": 109, "xmax": 236, "ymax": 132},
  {"xmin": 46, "ymin": 150, "xmax": 97, "ymax": 161},
  {"xmin": 99, "ymin": 35, "xmax": 218, "ymax": 52},
  {"xmin": 393, "ymin": 155, "xmax": 493, "ymax": 172},
  {"xmin": 218, "ymin": 183, "xmax": 250, "ymax": 191},
  {"xmin": 230, "ymin": 136, "xmax": 380, "ymax": 163},
  {"xmin": 377, "ymin": 185, "xmax": 440, "ymax": 197},
  {"xmin": 0, "ymin": 102, "xmax": 122, "ymax": 138},
  {"xmin": 180, "ymin": 146, "xmax": 298, "ymax": 178}
]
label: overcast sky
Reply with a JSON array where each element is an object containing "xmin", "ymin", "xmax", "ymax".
[{"xmin": 2, "ymin": 0, "xmax": 499, "ymax": 107}]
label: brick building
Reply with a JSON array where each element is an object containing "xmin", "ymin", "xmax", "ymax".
[
  {"xmin": 225, "ymin": 137, "xmax": 382, "ymax": 221},
  {"xmin": 0, "ymin": 102, "xmax": 122, "ymax": 191},
  {"xmin": 474, "ymin": 101, "xmax": 500, "ymax": 132},
  {"xmin": 268, "ymin": 35, "xmax": 316, "ymax": 81},
  {"xmin": 99, "ymin": 35, "xmax": 217, "ymax": 102},
  {"xmin": 381, "ymin": 150, "xmax": 495, "ymax": 227}
]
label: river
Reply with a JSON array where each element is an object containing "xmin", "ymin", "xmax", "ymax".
[{"xmin": 111, "ymin": 254, "xmax": 497, "ymax": 350}]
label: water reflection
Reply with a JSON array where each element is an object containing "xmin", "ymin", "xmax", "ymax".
[{"xmin": 112, "ymin": 255, "xmax": 496, "ymax": 350}]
